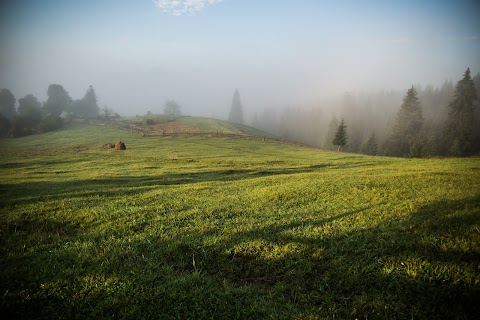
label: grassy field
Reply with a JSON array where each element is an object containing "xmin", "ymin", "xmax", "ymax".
[
  {"xmin": 130, "ymin": 114, "xmax": 278, "ymax": 137},
  {"xmin": 1, "ymin": 123, "xmax": 479, "ymax": 319}
]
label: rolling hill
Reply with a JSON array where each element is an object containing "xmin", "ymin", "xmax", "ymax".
[
  {"xmin": 1, "ymin": 123, "xmax": 479, "ymax": 319},
  {"xmin": 124, "ymin": 115, "xmax": 278, "ymax": 138}
]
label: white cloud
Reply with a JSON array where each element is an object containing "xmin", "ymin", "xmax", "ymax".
[{"xmin": 153, "ymin": 0, "xmax": 222, "ymax": 16}]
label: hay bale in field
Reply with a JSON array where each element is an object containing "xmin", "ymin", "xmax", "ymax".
[
  {"xmin": 102, "ymin": 143, "xmax": 115, "ymax": 148},
  {"xmin": 115, "ymin": 141, "xmax": 126, "ymax": 150}
]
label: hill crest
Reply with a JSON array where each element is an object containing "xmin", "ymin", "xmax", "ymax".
[{"xmin": 123, "ymin": 115, "xmax": 277, "ymax": 138}]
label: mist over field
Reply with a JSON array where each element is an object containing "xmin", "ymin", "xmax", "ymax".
[
  {"xmin": 2, "ymin": 2, "xmax": 480, "ymax": 318},
  {"xmin": 1, "ymin": 0, "xmax": 479, "ymax": 119}
]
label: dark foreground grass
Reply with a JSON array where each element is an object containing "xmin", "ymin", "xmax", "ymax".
[{"xmin": 1, "ymin": 123, "xmax": 479, "ymax": 319}]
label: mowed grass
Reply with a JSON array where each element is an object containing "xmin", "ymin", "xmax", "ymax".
[{"xmin": 1, "ymin": 123, "xmax": 479, "ymax": 319}]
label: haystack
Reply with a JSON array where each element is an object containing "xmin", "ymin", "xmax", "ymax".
[{"xmin": 115, "ymin": 141, "xmax": 126, "ymax": 150}]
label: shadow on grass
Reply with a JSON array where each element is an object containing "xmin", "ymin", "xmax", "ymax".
[
  {"xmin": 1, "ymin": 195, "xmax": 479, "ymax": 319},
  {"xmin": 0, "ymin": 164, "xmax": 328, "ymax": 206}
]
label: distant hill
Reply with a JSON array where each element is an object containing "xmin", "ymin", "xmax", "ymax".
[{"xmin": 123, "ymin": 115, "xmax": 278, "ymax": 138}]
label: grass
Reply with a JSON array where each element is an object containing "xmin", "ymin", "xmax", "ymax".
[
  {"xmin": 1, "ymin": 122, "xmax": 479, "ymax": 319},
  {"xmin": 131, "ymin": 114, "xmax": 277, "ymax": 137}
]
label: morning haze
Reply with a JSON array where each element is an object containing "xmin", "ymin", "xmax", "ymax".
[
  {"xmin": 1, "ymin": 0, "xmax": 478, "ymax": 119},
  {"xmin": 2, "ymin": 1, "xmax": 480, "ymax": 319}
]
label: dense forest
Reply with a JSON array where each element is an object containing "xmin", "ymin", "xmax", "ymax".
[{"xmin": 252, "ymin": 68, "xmax": 480, "ymax": 157}]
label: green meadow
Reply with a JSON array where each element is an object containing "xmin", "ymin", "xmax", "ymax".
[{"xmin": 1, "ymin": 123, "xmax": 479, "ymax": 319}]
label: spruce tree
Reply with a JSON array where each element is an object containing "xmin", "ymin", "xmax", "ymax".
[
  {"xmin": 445, "ymin": 68, "xmax": 477, "ymax": 156},
  {"xmin": 228, "ymin": 89, "xmax": 243, "ymax": 124},
  {"xmin": 324, "ymin": 115, "xmax": 338, "ymax": 150},
  {"xmin": 332, "ymin": 118, "xmax": 347, "ymax": 151},
  {"xmin": 82, "ymin": 85, "xmax": 100, "ymax": 118},
  {"xmin": 361, "ymin": 131, "xmax": 377, "ymax": 155},
  {"xmin": 386, "ymin": 86, "xmax": 424, "ymax": 157}
]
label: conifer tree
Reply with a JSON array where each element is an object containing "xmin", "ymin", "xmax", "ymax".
[
  {"xmin": 324, "ymin": 115, "xmax": 338, "ymax": 150},
  {"xmin": 228, "ymin": 89, "xmax": 243, "ymax": 124},
  {"xmin": 361, "ymin": 131, "xmax": 377, "ymax": 155},
  {"xmin": 332, "ymin": 118, "xmax": 347, "ymax": 151},
  {"xmin": 386, "ymin": 86, "xmax": 424, "ymax": 157},
  {"xmin": 83, "ymin": 85, "xmax": 99, "ymax": 118},
  {"xmin": 445, "ymin": 68, "xmax": 477, "ymax": 156}
]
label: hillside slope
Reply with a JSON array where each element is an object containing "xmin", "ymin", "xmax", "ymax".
[
  {"xmin": 1, "ymin": 123, "xmax": 479, "ymax": 319},
  {"xmin": 126, "ymin": 115, "xmax": 277, "ymax": 138}
]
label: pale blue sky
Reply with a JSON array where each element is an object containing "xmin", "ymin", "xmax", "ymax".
[{"xmin": 1, "ymin": 0, "xmax": 479, "ymax": 117}]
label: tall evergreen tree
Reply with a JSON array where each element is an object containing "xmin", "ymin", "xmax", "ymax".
[
  {"xmin": 386, "ymin": 86, "xmax": 424, "ymax": 157},
  {"xmin": 472, "ymin": 72, "xmax": 480, "ymax": 153},
  {"xmin": 83, "ymin": 85, "xmax": 100, "ymax": 118},
  {"xmin": 228, "ymin": 89, "xmax": 243, "ymax": 124},
  {"xmin": 71, "ymin": 86, "xmax": 100, "ymax": 118},
  {"xmin": 361, "ymin": 131, "xmax": 377, "ymax": 155},
  {"xmin": 332, "ymin": 118, "xmax": 347, "ymax": 151},
  {"xmin": 446, "ymin": 68, "xmax": 478, "ymax": 156},
  {"xmin": 324, "ymin": 114, "xmax": 339, "ymax": 150}
]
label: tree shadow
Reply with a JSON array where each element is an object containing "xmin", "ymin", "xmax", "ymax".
[
  {"xmin": 2, "ymin": 188, "xmax": 478, "ymax": 319},
  {"xmin": 1, "ymin": 164, "xmax": 329, "ymax": 206}
]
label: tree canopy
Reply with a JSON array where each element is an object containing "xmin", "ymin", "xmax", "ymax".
[
  {"xmin": 385, "ymin": 86, "xmax": 424, "ymax": 157},
  {"xmin": 332, "ymin": 118, "xmax": 347, "ymax": 151},
  {"xmin": 164, "ymin": 99, "xmax": 182, "ymax": 116},
  {"xmin": 18, "ymin": 94, "xmax": 42, "ymax": 125},
  {"xmin": 445, "ymin": 68, "xmax": 478, "ymax": 156},
  {"xmin": 0, "ymin": 89, "xmax": 16, "ymax": 120},
  {"xmin": 361, "ymin": 131, "xmax": 377, "ymax": 156},
  {"xmin": 228, "ymin": 89, "xmax": 243, "ymax": 124},
  {"xmin": 72, "ymin": 85, "xmax": 100, "ymax": 118},
  {"xmin": 43, "ymin": 84, "xmax": 72, "ymax": 117}
]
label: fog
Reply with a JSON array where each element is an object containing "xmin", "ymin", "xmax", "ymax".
[{"xmin": 1, "ymin": 0, "xmax": 479, "ymax": 120}]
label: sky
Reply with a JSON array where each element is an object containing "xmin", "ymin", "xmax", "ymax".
[{"xmin": 1, "ymin": 0, "xmax": 479, "ymax": 118}]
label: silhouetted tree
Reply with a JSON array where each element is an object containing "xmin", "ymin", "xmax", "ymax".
[
  {"xmin": 164, "ymin": 99, "xmax": 182, "ymax": 116},
  {"xmin": 385, "ymin": 86, "xmax": 424, "ymax": 157},
  {"xmin": 0, "ymin": 89, "xmax": 16, "ymax": 120},
  {"xmin": 445, "ymin": 68, "xmax": 478, "ymax": 156},
  {"xmin": 72, "ymin": 85, "xmax": 99, "ymax": 118},
  {"xmin": 332, "ymin": 118, "xmax": 347, "ymax": 151},
  {"xmin": 17, "ymin": 94, "xmax": 42, "ymax": 130},
  {"xmin": 229, "ymin": 89, "xmax": 243, "ymax": 124},
  {"xmin": 0, "ymin": 89, "xmax": 16, "ymax": 135},
  {"xmin": 361, "ymin": 131, "xmax": 377, "ymax": 155},
  {"xmin": 472, "ymin": 72, "xmax": 480, "ymax": 153},
  {"xmin": 324, "ymin": 114, "xmax": 339, "ymax": 150},
  {"xmin": 43, "ymin": 84, "xmax": 72, "ymax": 116},
  {"xmin": 83, "ymin": 85, "xmax": 99, "ymax": 118}
]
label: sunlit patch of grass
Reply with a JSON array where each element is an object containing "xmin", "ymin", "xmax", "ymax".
[{"xmin": 1, "ymin": 123, "xmax": 479, "ymax": 319}]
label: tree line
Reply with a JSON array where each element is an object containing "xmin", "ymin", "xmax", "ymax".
[
  {"xmin": 252, "ymin": 68, "xmax": 480, "ymax": 157},
  {"xmin": 0, "ymin": 84, "xmax": 106, "ymax": 137}
]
